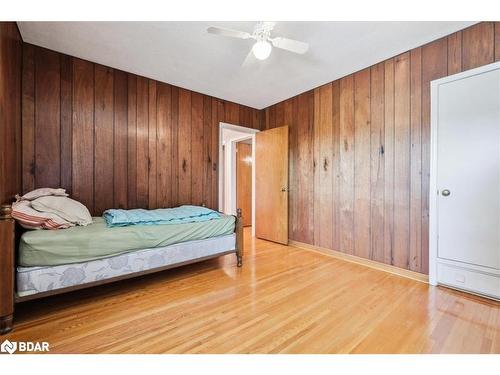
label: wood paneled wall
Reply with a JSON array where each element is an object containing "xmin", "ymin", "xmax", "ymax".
[
  {"xmin": 264, "ymin": 22, "xmax": 500, "ymax": 274},
  {"xmin": 0, "ymin": 23, "xmax": 22, "ymax": 205},
  {"xmin": 22, "ymin": 44, "xmax": 262, "ymax": 215}
]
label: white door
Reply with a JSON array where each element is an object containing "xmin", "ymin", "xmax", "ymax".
[{"xmin": 436, "ymin": 68, "xmax": 500, "ymax": 270}]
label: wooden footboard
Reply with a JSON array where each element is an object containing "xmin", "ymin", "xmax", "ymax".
[
  {"xmin": 0, "ymin": 204, "xmax": 15, "ymax": 334},
  {"xmin": 236, "ymin": 208, "xmax": 244, "ymax": 267}
]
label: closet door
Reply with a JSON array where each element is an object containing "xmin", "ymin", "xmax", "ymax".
[{"xmin": 436, "ymin": 68, "xmax": 500, "ymax": 270}]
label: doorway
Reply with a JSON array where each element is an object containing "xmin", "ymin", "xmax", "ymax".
[{"xmin": 218, "ymin": 123, "xmax": 259, "ymax": 235}]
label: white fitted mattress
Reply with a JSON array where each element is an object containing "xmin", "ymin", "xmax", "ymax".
[{"xmin": 17, "ymin": 233, "xmax": 236, "ymax": 298}]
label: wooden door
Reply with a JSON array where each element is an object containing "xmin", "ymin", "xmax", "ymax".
[
  {"xmin": 255, "ymin": 126, "xmax": 289, "ymax": 244},
  {"xmin": 236, "ymin": 142, "xmax": 252, "ymax": 226}
]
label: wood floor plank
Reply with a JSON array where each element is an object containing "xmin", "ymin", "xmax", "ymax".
[{"xmin": 6, "ymin": 229, "xmax": 499, "ymax": 354}]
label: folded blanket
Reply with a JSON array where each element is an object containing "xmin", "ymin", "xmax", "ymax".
[{"xmin": 103, "ymin": 205, "xmax": 221, "ymax": 227}]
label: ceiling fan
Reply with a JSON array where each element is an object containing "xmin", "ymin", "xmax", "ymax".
[{"xmin": 207, "ymin": 22, "xmax": 309, "ymax": 62}]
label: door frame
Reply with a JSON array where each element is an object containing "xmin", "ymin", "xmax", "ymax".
[
  {"xmin": 218, "ymin": 122, "xmax": 259, "ymax": 236},
  {"xmin": 429, "ymin": 60, "xmax": 500, "ymax": 285}
]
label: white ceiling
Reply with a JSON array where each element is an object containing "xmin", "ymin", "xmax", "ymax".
[{"xmin": 17, "ymin": 21, "xmax": 475, "ymax": 109}]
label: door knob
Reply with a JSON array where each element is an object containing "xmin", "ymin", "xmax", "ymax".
[
  {"xmin": 281, "ymin": 187, "xmax": 288, "ymax": 192},
  {"xmin": 441, "ymin": 189, "xmax": 451, "ymax": 197}
]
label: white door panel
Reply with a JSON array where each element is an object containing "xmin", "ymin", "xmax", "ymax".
[{"xmin": 437, "ymin": 69, "xmax": 500, "ymax": 270}]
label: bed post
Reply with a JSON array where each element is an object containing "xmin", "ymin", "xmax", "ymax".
[
  {"xmin": 0, "ymin": 204, "xmax": 15, "ymax": 334},
  {"xmin": 236, "ymin": 208, "xmax": 243, "ymax": 267}
]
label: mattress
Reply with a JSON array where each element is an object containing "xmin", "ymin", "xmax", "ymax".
[
  {"xmin": 17, "ymin": 233, "xmax": 236, "ymax": 297},
  {"xmin": 19, "ymin": 215, "xmax": 236, "ymax": 267}
]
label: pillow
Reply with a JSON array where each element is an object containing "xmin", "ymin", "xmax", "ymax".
[
  {"xmin": 31, "ymin": 196, "xmax": 92, "ymax": 226},
  {"xmin": 12, "ymin": 200, "xmax": 74, "ymax": 230},
  {"xmin": 17, "ymin": 188, "xmax": 68, "ymax": 201}
]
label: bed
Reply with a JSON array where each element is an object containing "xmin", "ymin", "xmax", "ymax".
[{"xmin": 0, "ymin": 204, "xmax": 243, "ymax": 334}]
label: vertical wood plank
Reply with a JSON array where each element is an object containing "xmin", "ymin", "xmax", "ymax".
[
  {"xmin": 178, "ymin": 88, "xmax": 192, "ymax": 205},
  {"xmin": 317, "ymin": 84, "xmax": 334, "ymax": 249},
  {"xmin": 60, "ymin": 54, "xmax": 73, "ymax": 194},
  {"xmin": 410, "ymin": 48, "xmax": 423, "ymax": 272},
  {"xmin": 370, "ymin": 62, "xmax": 385, "ymax": 263},
  {"xmin": 495, "ymin": 22, "xmax": 500, "ymax": 61},
  {"xmin": 148, "ymin": 80, "xmax": 157, "ymax": 209},
  {"xmin": 393, "ymin": 52, "xmax": 411, "ymax": 269},
  {"xmin": 225, "ymin": 101, "xmax": 239, "ymax": 125},
  {"xmin": 72, "ymin": 58, "xmax": 94, "ymax": 210},
  {"xmin": 383, "ymin": 58, "xmax": 395, "ymax": 266},
  {"xmin": 170, "ymin": 86, "xmax": 179, "ymax": 206},
  {"xmin": 339, "ymin": 75, "xmax": 355, "ymax": 254},
  {"xmin": 203, "ymin": 95, "xmax": 212, "ymax": 207},
  {"xmin": 252, "ymin": 108, "xmax": 261, "ymax": 130},
  {"xmin": 94, "ymin": 64, "xmax": 114, "ymax": 214},
  {"xmin": 353, "ymin": 69, "xmax": 371, "ymax": 259},
  {"xmin": 35, "ymin": 48, "xmax": 61, "ymax": 189},
  {"xmin": 127, "ymin": 74, "xmax": 137, "ymax": 209},
  {"xmin": 191, "ymin": 92, "xmax": 204, "ymax": 205},
  {"xmin": 238, "ymin": 106, "xmax": 252, "ymax": 128},
  {"xmin": 421, "ymin": 38, "xmax": 447, "ymax": 274},
  {"xmin": 113, "ymin": 70, "xmax": 128, "ymax": 209},
  {"xmin": 275, "ymin": 102, "xmax": 285, "ymax": 127},
  {"xmin": 313, "ymin": 88, "xmax": 321, "ymax": 246},
  {"xmin": 447, "ymin": 31, "xmax": 463, "ymax": 75},
  {"xmin": 136, "ymin": 76, "xmax": 149, "ymax": 208},
  {"xmin": 156, "ymin": 83, "xmax": 172, "ymax": 208},
  {"xmin": 284, "ymin": 99, "xmax": 295, "ymax": 237},
  {"xmin": 462, "ymin": 22, "xmax": 494, "ymax": 70},
  {"xmin": 293, "ymin": 92, "xmax": 314, "ymax": 243},
  {"xmin": 331, "ymin": 81, "xmax": 341, "ymax": 251},
  {"xmin": 22, "ymin": 44, "xmax": 35, "ymax": 193},
  {"xmin": 0, "ymin": 23, "xmax": 22, "ymax": 204},
  {"xmin": 269, "ymin": 105, "xmax": 276, "ymax": 129},
  {"xmin": 210, "ymin": 98, "xmax": 220, "ymax": 210}
]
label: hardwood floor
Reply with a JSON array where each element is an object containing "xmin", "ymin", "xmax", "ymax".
[{"xmin": 4, "ymin": 228, "xmax": 500, "ymax": 353}]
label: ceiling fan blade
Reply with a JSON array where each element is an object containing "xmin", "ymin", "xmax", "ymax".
[
  {"xmin": 270, "ymin": 37, "xmax": 309, "ymax": 54},
  {"xmin": 207, "ymin": 26, "xmax": 252, "ymax": 40},
  {"xmin": 242, "ymin": 49, "xmax": 257, "ymax": 68}
]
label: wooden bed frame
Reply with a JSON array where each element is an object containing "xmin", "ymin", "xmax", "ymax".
[{"xmin": 0, "ymin": 204, "xmax": 244, "ymax": 334}]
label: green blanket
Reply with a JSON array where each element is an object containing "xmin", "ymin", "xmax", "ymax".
[{"xmin": 19, "ymin": 216, "xmax": 236, "ymax": 267}]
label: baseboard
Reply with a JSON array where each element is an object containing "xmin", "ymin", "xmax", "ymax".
[{"xmin": 288, "ymin": 240, "xmax": 429, "ymax": 284}]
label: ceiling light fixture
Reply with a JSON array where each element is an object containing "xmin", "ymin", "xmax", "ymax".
[
  {"xmin": 252, "ymin": 40, "xmax": 272, "ymax": 60},
  {"xmin": 207, "ymin": 22, "xmax": 309, "ymax": 65}
]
